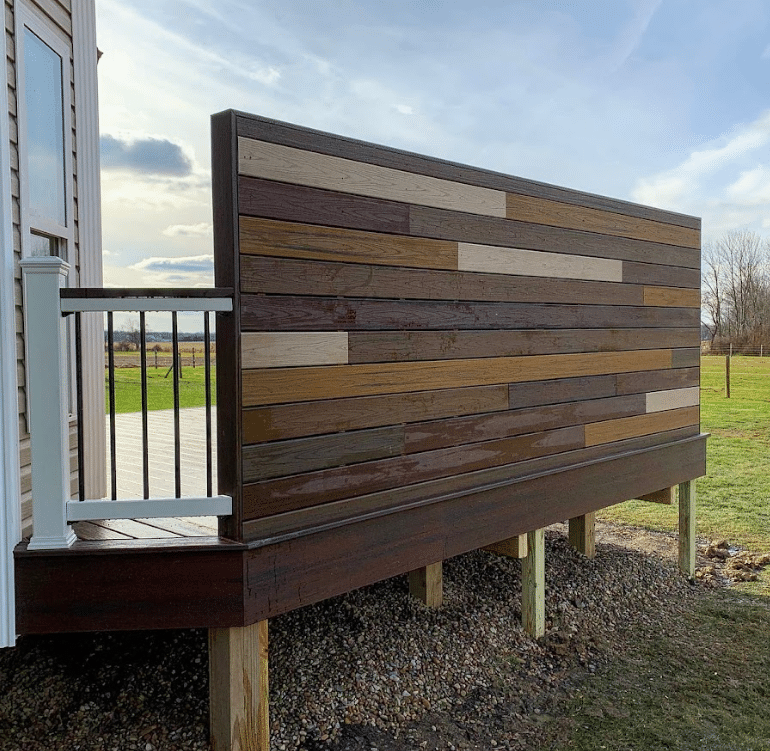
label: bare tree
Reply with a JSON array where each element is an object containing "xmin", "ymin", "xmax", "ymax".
[{"xmin": 125, "ymin": 318, "xmax": 142, "ymax": 351}]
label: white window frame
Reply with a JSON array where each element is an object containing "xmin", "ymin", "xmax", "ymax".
[{"xmin": 15, "ymin": 3, "xmax": 76, "ymax": 261}]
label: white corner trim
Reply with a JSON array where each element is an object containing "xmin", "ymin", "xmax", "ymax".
[
  {"xmin": 72, "ymin": 0, "xmax": 106, "ymax": 501},
  {"xmin": 0, "ymin": 19, "xmax": 22, "ymax": 648}
]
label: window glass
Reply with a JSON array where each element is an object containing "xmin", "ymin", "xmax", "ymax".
[{"xmin": 23, "ymin": 27, "xmax": 66, "ymax": 227}]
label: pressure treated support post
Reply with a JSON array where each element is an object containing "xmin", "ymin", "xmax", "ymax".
[
  {"xmin": 678, "ymin": 480, "xmax": 696, "ymax": 578},
  {"xmin": 209, "ymin": 621, "xmax": 269, "ymax": 751},
  {"xmin": 568, "ymin": 512, "xmax": 596, "ymax": 558},
  {"xmin": 409, "ymin": 562, "xmax": 443, "ymax": 608},
  {"xmin": 521, "ymin": 528, "xmax": 545, "ymax": 638},
  {"xmin": 484, "ymin": 533, "xmax": 528, "ymax": 558}
]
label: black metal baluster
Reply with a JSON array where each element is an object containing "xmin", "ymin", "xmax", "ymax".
[
  {"xmin": 74, "ymin": 312, "xmax": 85, "ymax": 502},
  {"xmin": 107, "ymin": 311, "xmax": 117, "ymax": 500},
  {"xmin": 172, "ymin": 311, "xmax": 181, "ymax": 499},
  {"xmin": 204, "ymin": 311, "xmax": 212, "ymax": 498},
  {"xmin": 140, "ymin": 311, "xmax": 149, "ymax": 499}
]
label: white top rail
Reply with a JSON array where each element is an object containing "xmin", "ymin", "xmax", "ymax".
[{"xmin": 61, "ymin": 297, "xmax": 233, "ymax": 313}]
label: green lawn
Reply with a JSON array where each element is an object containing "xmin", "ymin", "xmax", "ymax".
[
  {"xmin": 105, "ymin": 366, "xmax": 215, "ymax": 414},
  {"xmin": 599, "ymin": 355, "xmax": 770, "ymax": 552}
]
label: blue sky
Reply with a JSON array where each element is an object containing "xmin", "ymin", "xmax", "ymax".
[{"xmin": 95, "ymin": 0, "xmax": 770, "ymax": 290}]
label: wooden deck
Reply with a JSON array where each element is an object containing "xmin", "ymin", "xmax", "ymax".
[{"xmin": 74, "ymin": 406, "xmax": 219, "ymax": 541}]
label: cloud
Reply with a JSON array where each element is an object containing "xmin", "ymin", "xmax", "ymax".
[
  {"xmin": 130, "ymin": 254, "xmax": 214, "ymax": 275},
  {"xmin": 100, "ymin": 134, "xmax": 194, "ymax": 176},
  {"xmin": 162, "ymin": 222, "xmax": 213, "ymax": 238}
]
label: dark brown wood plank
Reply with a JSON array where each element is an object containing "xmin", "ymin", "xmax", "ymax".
[
  {"xmin": 15, "ymin": 547, "xmax": 245, "ymax": 634},
  {"xmin": 242, "ymin": 426, "xmax": 405, "ymax": 482},
  {"xmin": 74, "ymin": 521, "xmax": 132, "ymax": 541},
  {"xmin": 136, "ymin": 517, "xmax": 219, "ymax": 537},
  {"xmin": 623, "ymin": 261, "xmax": 700, "ymax": 289},
  {"xmin": 242, "ymin": 426, "xmax": 586, "ymax": 519},
  {"xmin": 672, "ymin": 348, "xmax": 701, "ymax": 368},
  {"xmin": 238, "ymin": 175, "xmax": 410, "ymax": 234},
  {"xmin": 242, "ymin": 385, "xmax": 510, "ymax": 444},
  {"xmin": 348, "ymin": 328, "xmax": 700, "ymax": 363},
  {"xmin": 404, "ymin": 395, "xmax": 646, "ymax": 454},
  {"xmin": 242, "ymin": 435, "xmax": 707, "ymax": 622},
  {"xmin": 233, "ymin": 112, "xmax": 700, "ymax": 230},
  {"xmin": 240, "ymin": 255, "xmax": 644, "ymax": 306},
  {"xmin": 615, "ymin": 367, "xmax": 700, "ymax": 395},
  {"xmin": 241, "ymin": 296, "xmax": 700, "ymax": 332},
  {"xmin": 212, "ymin": 110, "xmax": 244, "ymax": 541},
  {"xmin": 409, "ymin": 206, "xmax": 700, "ymax": 269},
  {"xmin": 242, "ymin": 427, "xmax": 701, "ymax": 543}
]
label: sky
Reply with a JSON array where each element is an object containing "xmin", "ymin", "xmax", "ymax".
[{"xmin": 95, "ymin": 0, "xmax": 770, "ymax": 296}]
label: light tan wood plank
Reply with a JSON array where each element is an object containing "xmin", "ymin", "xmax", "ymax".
[
  {"xmin": 506, "ymin": 192, "xmax": 700, "ymax": 249},
  {"xmin": 241, "ymin": 332, "xmax": 349, "ymax": 369},
  {"xmin": 638, "ymin": 487, "xmax": 675, "ymax": 505},
  {"xmin": 584, "ymin": 406, "xmax": 699, "ymax": 447},
  {"xmin": 569, "ymin": 513, "xmax": 596, "ymax": 558},
  {"xmin": 458, "ymin": 242, "xmax": 622, "ymax": 282},
  {"xmin": 644, "ymin": 286, "xmax": 701, "ymax": 308},
  {"xmin": 522, "ymin": 529, "xmax": 545, "ymax": 638},
  {"xmin": 484, "ymin": 534, "xmax": 527, "ymax": 558},
  {"xmin": 408, "ymin": 562, "xmax": 443, "ymax": 608},
  {"xmin": 646, "ymin": 386, "xmax": 700, "ymax": 413},
  {"xmin": 242, "ymin": 349, "xmax": 673, "ymax": 406},
  {"xmin": 239, "ymin": 216, "xmax": 458, "ymax": 270},
  {"xmin": 678, "ymin": 480, "xmax": 696, "ymax": 577},
  {"xmin": 209, "ymin": 621, "xmax": 269, "ymax": 751},
  {"xmin": 238, "ymin": 137, "xmax": 507, "ymax": 217}
]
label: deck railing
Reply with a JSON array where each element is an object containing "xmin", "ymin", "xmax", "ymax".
[{"xmin": 21, "ymin": 256, "xmax": 234, "ymax": 550}]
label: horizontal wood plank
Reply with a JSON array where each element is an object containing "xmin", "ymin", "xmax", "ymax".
[
  {"xmin": 644, "ymin": 286, "xmax": 700, "ymax": 308},
  {"xmin": 506, "ymin": 192, "xmax": 700, "ymax": 248},
  {"xmin": 348, "ymin": 328, "xmax": 700, "ymax": 363},
  {"xmin": 645, "ymin": 386, "xmax": 700, "ymax": 413},
  {"xmin": 238, "ymin": 137, "xmax": 507, "ymax": 217},
  {"xmin": 672, "ymin": 348, "xmax": 701, "ymax": 368},
  {"xmin": 409, "ymin": 206, "xmax": 700, "ymax": 269},
  {"xmin": 623, "ymin": 261, "xmax": 700, "ymax": 289},
  {"xmin": 242, "ymin": 428, "xmax": 702, "ymax": 543},
  {"xmin": 239, "ymin": 216, "xmax": 457, "ymax": 270},
  {"xmin": 243, "ymin": 426, "xmax": 586, "ymax": 518},
  {"xmin": 241, "ymin": 332, "xmax": 348, "ymax": 368},
  {"xmin": 242, "ymin": 350, "xmax": 673, "ymax": 406},
  {"xmin": 584, "ymin": 406, "xmax": 699, "ymax": 447},
  {"xmin": 240, "ymin": 255, "xmax": 645, "ymax": 306},
  {"xmin": 615, "ymin": 367, "xmax": 700, "ymax": 395},
  {"xmin": 404, "ymin": 394, "xmax": 646, "ymax": 454},
  {"xmin": 242, "ymin": 426, "xmax": 405, "ymax": 482},
  {"xmin": 457, "ymin": 242, "xmax": 623, "ymax": 282},
  {"xmin": 242, "ymin": 385, "xmax": 510, "ymax": 444},
  {"xmin": 238, "ymin": 175, "xmax": 411, "ymax": 234},
  {"xmin": 241, "ymin": 296, "xmax": 700, "ymax": 332}
]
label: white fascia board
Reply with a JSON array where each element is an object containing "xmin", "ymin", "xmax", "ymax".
[{"xmin": 66, "ymin": 495, "xmax": 233, "ymax": 521}]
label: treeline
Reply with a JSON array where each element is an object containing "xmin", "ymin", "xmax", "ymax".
[
  {"xmin": 702, "ymin": 230, "xmax": 770, "ymax": 353},
  {"xmin": 105, "ymin": 331, "xmax": 215, "ymax": 346}
]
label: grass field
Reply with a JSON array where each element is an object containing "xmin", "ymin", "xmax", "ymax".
[
  {"xmin": 105, "ymin": 365, "xmax": 215, "ymax": 413},
  {"xmin": 599, "ymin": 355, "xmax": 770, "ymax": 554}
]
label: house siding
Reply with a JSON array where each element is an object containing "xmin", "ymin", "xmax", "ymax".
[{"xmin": 7, "ymin": 0, "xmax": 80, "ymax": 537}]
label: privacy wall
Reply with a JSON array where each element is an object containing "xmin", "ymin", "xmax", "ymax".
[{"xmin": 213, "ymin": 111, "xmax": 705, "ymax": 609}]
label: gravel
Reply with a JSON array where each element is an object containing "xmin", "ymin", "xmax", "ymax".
[{"xmin": 0, "ymin": 525, "xmax": 706, "ymax": 750}]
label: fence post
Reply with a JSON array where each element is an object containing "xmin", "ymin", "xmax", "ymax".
[
  {"xmin": 20, "ymin": 258, "xmax": 76, "ymax": 550},
  {"xmin": 725, "ymin": 354, "xmax": 731, "ymax": 399}
]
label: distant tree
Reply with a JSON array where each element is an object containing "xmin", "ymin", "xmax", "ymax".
[{"xmin": 125, "ymin": 318, "xmax": 143, "ymax": 351}]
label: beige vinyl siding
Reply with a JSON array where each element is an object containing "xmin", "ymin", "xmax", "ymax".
[{"xmin": 7, "ymin": 0, "xmax": 80, "ymax": 536}]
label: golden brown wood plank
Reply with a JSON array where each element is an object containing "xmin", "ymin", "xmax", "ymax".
[
  {"xmin": 506, "ymin": 192, "xmax": 700, "ymax": 248},
  {"xmin": 242, "ymin": 385, "xmax": 510, "ymax": 444},
  {"xmin": 242, "ymin": 350, "xmax": 673, "ymax": 407},
  {"xmin": 458, "ymin": 242, "xmax": 623, "ymax": 282},
  {"xmin": 241, "ymin": 332, "xmax": 348, "ymax": 369},
  {"xmin": 408, "ymin": 563, "xmax": 443, "ymax": 608},
  {"xmin": 239, "ymin": 216, "xmax": 457, "ymax": 270},
  {"xmin": 638, "ymin": 487, "xmax": 674, "ymax": 504},
  {"xmin": 238, "ymin": 137, "xmax": 507, "ymax": 217},
  {"xmin": 484, "ymin": 534, "xmax": 527, "ymax": 558},
  {"xmin": 569, "ymin": 513, "xmax": 596, "ymax": 558},
  {"xmin": 584, "ymin": 406, "xmax": 699, "ymax": 447},
  {"xmin": 643, "ymin": 286, "xmax": 701, "ymax": 308}
]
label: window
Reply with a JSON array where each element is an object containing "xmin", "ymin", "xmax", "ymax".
[{"xmin": 16, "ymin": 5, "xmax": 74, "ymax": 260}]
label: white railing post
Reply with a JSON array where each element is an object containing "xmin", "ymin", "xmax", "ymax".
[{"xmin": 21, "ymin": 257, "xmax": 76, "ymax": 550}]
